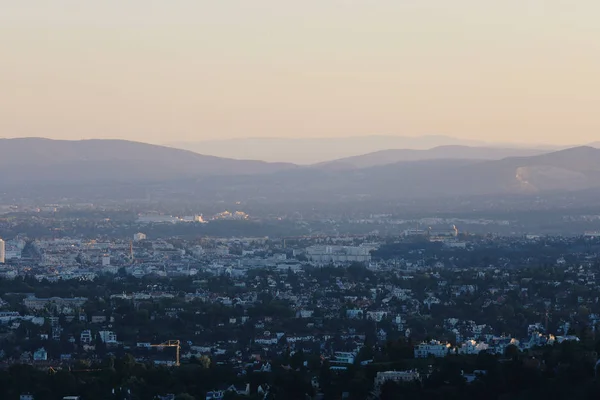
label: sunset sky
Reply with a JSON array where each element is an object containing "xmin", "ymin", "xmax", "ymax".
[{"xmin": 2, "ymin": 1, "xmax": 599, "ymax": 145}]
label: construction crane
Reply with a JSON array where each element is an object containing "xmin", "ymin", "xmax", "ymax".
[
  {"xmin": 151, "ymin": 340, "xmax": 181, "ymax": 366},
  {"xmin": 49, "ymin": 366, "xmax": 103, "ymax": 374}
]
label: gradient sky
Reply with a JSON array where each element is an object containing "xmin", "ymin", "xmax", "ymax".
[{"xmin": 1, "ymin": 0, "xmax": 599, "ymax": 145}]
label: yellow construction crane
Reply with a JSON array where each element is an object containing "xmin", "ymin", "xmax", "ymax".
[{"xmin": 151, "ymin": 340, "xmax": 181, "ymax": 366}]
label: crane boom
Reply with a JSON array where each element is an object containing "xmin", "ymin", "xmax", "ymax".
[{"xmin": 150, "ymin": 340, "xmax": 180, "ymax": 366}]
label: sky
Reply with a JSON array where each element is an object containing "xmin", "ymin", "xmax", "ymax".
[{"xmin": 1, "ymin": 0, "xmax": 599, "ymax": 146}]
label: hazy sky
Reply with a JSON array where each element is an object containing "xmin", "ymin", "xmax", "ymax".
[{"xmin": 1, "ymin": 1, "xmax": 599, "ymax": 145}]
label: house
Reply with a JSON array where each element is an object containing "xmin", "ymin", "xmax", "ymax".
[
  {"xmin": 254, "ymin": 337, "xmax": 278, "ymax": 345},
  {"xmin": 205, "ymin": 391, "xmax": 224, "ymax": 400},
  {"xmin": 366, "ymin": 311, "xmax": 387, "ymax": 322},
  {"xmin": 33, "ymin": 348, "xmax": 48, "ymax": 361},
  {"xmin": 23, "ymin": 296, "xmax": 87, "ymax": 312},
  {"xmin": 457, "ymin": 340, "xmax": 489, "ymax": 355},
  {"xmin": 374, "ymin": 370, "xmax": 420, "ymax": 393},
  {"xmin": 80, "ymin": 330, "xmax": 93, "ymax": 344},
  {"xmin": 330, "ymin": 352, "xmax": 356, "ymax": 366},
  {"xmin": 98, "ymin": 330, "xmax": 118, "ymax": 344},
  {"xmin": 52, "ymin": 326, "xmax": 62, "ymax": 341},
  {"xmin": 226, "ymin": 384, "xmax": 250, "ymax": 396},
  {"xmin": 91, "ymin": 315, "xmax": 107, "ymax": 324},
  {"xmin": 257, "ymin": 384, "xmax": 270, "ymax": 397},
  {"xmin": 414, "ymin": 340, "xmax": 451, "ymax": 358},
  {"xmin": 297, "ymin": 310, "xmax": 314, "ymax": 318},
  {"xmin": 346, "ymin": 309, "xmax": 363, "ymax": 319}
]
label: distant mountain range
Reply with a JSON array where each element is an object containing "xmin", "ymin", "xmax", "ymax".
[
  {"xmin": 2, "ymin": 138, "xmax": 599, "ymax": 203},
  {"xmin": 0, "ymin": 138, "xmax": 294, "ymax": 185},
  {"xmin": 185, "ymin": 146, "xmax": 600, "ymax": 201},
  {"xmin": 214, "ymin": 146, "xmax": 600, "ymax": 201},
  {"xmin": 166, "ymin": 135, "xmax": 490, "ymax": 164},
  {"xmin": 317, "ymin": 145, "xmax": 548, "ymax": 170}
]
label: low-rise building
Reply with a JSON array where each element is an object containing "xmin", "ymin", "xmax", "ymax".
[
  {"xmin": 80, "ymin": 330, "xmax": 93, "ymax": 344},
  {"xmin": 457, "ymin": 340, "xmax": 489, "ymax": 355},
  {"xmin": 24, "ymin": 296, "xmax": 87, "ymax": 312},
  {"xmin": 33, "ymin": 348, "xmax": 47, "ymax": 361},
  {"xmin": 414, "ymin": 340, "xmax": 451, "ymax": 358},
  {"xmin": 374, "ymin": 370, "xmax": 420, "ymax": 393},
  {"xmin": 98, "ymin": 330, "xmax": 118, "ymax": 344}
]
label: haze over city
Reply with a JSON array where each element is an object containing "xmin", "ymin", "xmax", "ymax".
[
  {"xmin": 2, "ymin": 0, "xmax": 600, "ymax": 146},
  {"xmin": 5, "ymin": 2, "xmax": 600, "ymax": 400}
]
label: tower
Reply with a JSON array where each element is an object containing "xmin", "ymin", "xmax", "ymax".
[{"xmin": 0, "ymin": 238, "xmax": 5, "ymax": 264}]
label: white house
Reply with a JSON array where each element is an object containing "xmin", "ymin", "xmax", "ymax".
[
  {"xmin": 457, "ymin": 340, "xmax": 489, "ymax": 355},
  {"xmin": 133, "ymin": 233, "xmax": 147, "ymax": 241},
  {"xmin": 98, "ymin": 331, "xmax": 118, "ymax": 344},
  {"xmin": 414, "ymin": 340, "xmax": 451, "ymax": 358},
  {"xmin": 374, "ymin": 370, "xmax": 420, "ymax": 392},
  {"xmin": 80, "ymin": 330, "xmax": 93, "ymax": 344},
  {"xmin": 33, "ymin": 348, "xmax": 47, "ymax": 361}
]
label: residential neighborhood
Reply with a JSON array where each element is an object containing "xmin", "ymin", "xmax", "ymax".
[{"xmin": 1, "ymin": 219, "xmax": 600, "ymax": 398}]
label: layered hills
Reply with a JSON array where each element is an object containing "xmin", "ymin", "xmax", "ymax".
[
  {"xmin": 0, "ymin": 138, "xmax": 294, "ymax": 184},
  {"xmin": 1, "ymin": 138, "xmax": 599, "ymax": 201}
]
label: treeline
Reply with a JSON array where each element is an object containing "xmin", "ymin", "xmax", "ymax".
[
  {"xmin": 0, "ymin": 355, "xmax": 278, "ymax": 400},
  {"xmin": 4, "ymin": 340, "xmax": 600, "ymax": 399},
  {"xmin": 376, "ymin": 343, "xmax": 600, "ymax": 400}
]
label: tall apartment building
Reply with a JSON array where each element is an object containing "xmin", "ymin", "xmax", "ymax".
[{"xmin": 0, "ymin": 238, "xmax": 5, "ymax": 264}]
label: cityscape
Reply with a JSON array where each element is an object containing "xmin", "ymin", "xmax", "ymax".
[
  {"xmin": 1, "ymin": 203, "xmax": 600, "ymax": 399},
  {"xmin": 4, "ymin": 1, "xmax": 600, "ymax": 399}
]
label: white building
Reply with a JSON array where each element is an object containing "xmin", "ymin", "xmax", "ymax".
[
  {"xmin": 404, "ymin": 229, "xmax": 428, "ymax": 237},
  {"xmin": 330, "ymin": 351, "xmax": 356, "ymax": 365},
  {"xmin": 297, "ymin": 310, "xmax": 314, "ymax": 318},
  {"xmin": 457, "ymin": 340, "xmax": 489, "ymax": 355},
  {"xmin": 306, "ymin": 245, "xmax": 372, "ymax": 264},
  {"xmin": 101, "ymin": 255, "xmax": 110, "ymax": 266},
  {"xmin": 366, "ymin": 311, "xmax": 388, "ymax": 322},
  {"xmin": 181, "ymin": 215, "xmax": 205, "ymax": 223},
  {"xmin": 346, "ymin": 309, "xmax": 363, "ymax": 319},
  {"xmin": 0, "ymin": 238, "xmax": 5, "ymax": 264},
  {"xmin": 2, "ymin": 238, "xmax": 23, "ymax": 260},
  {"xmin": 414, "ymin": 340, "xmax": 452, "ymax": 358},
  {"xmin": 80, "ymin": 330, "xmax": 93, "ymax": 344},
  {"xmin": 133, "ymin": 232, "xmax": 147, "ymax": 242},
  {"xmin": 374, "ymin": 370, "xmax": 420, "ymax": 392},
  {"xmin": 213, "ymin": 211, "xmax": 248, "ymax": 220},
  {"xmin": 98, "ymin": 330, "xmax": 118, "ymax": 344},
  {"xmin": 33, "ymin": 348, "xmax": 48, "ymax": 361},
  {"xmin": 137, "ymin": 215, "xmax": 179, "ymax": 224},
  {"xmin": 429, "ymin": 226, "xmax": 459, "ymax": 242}
]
